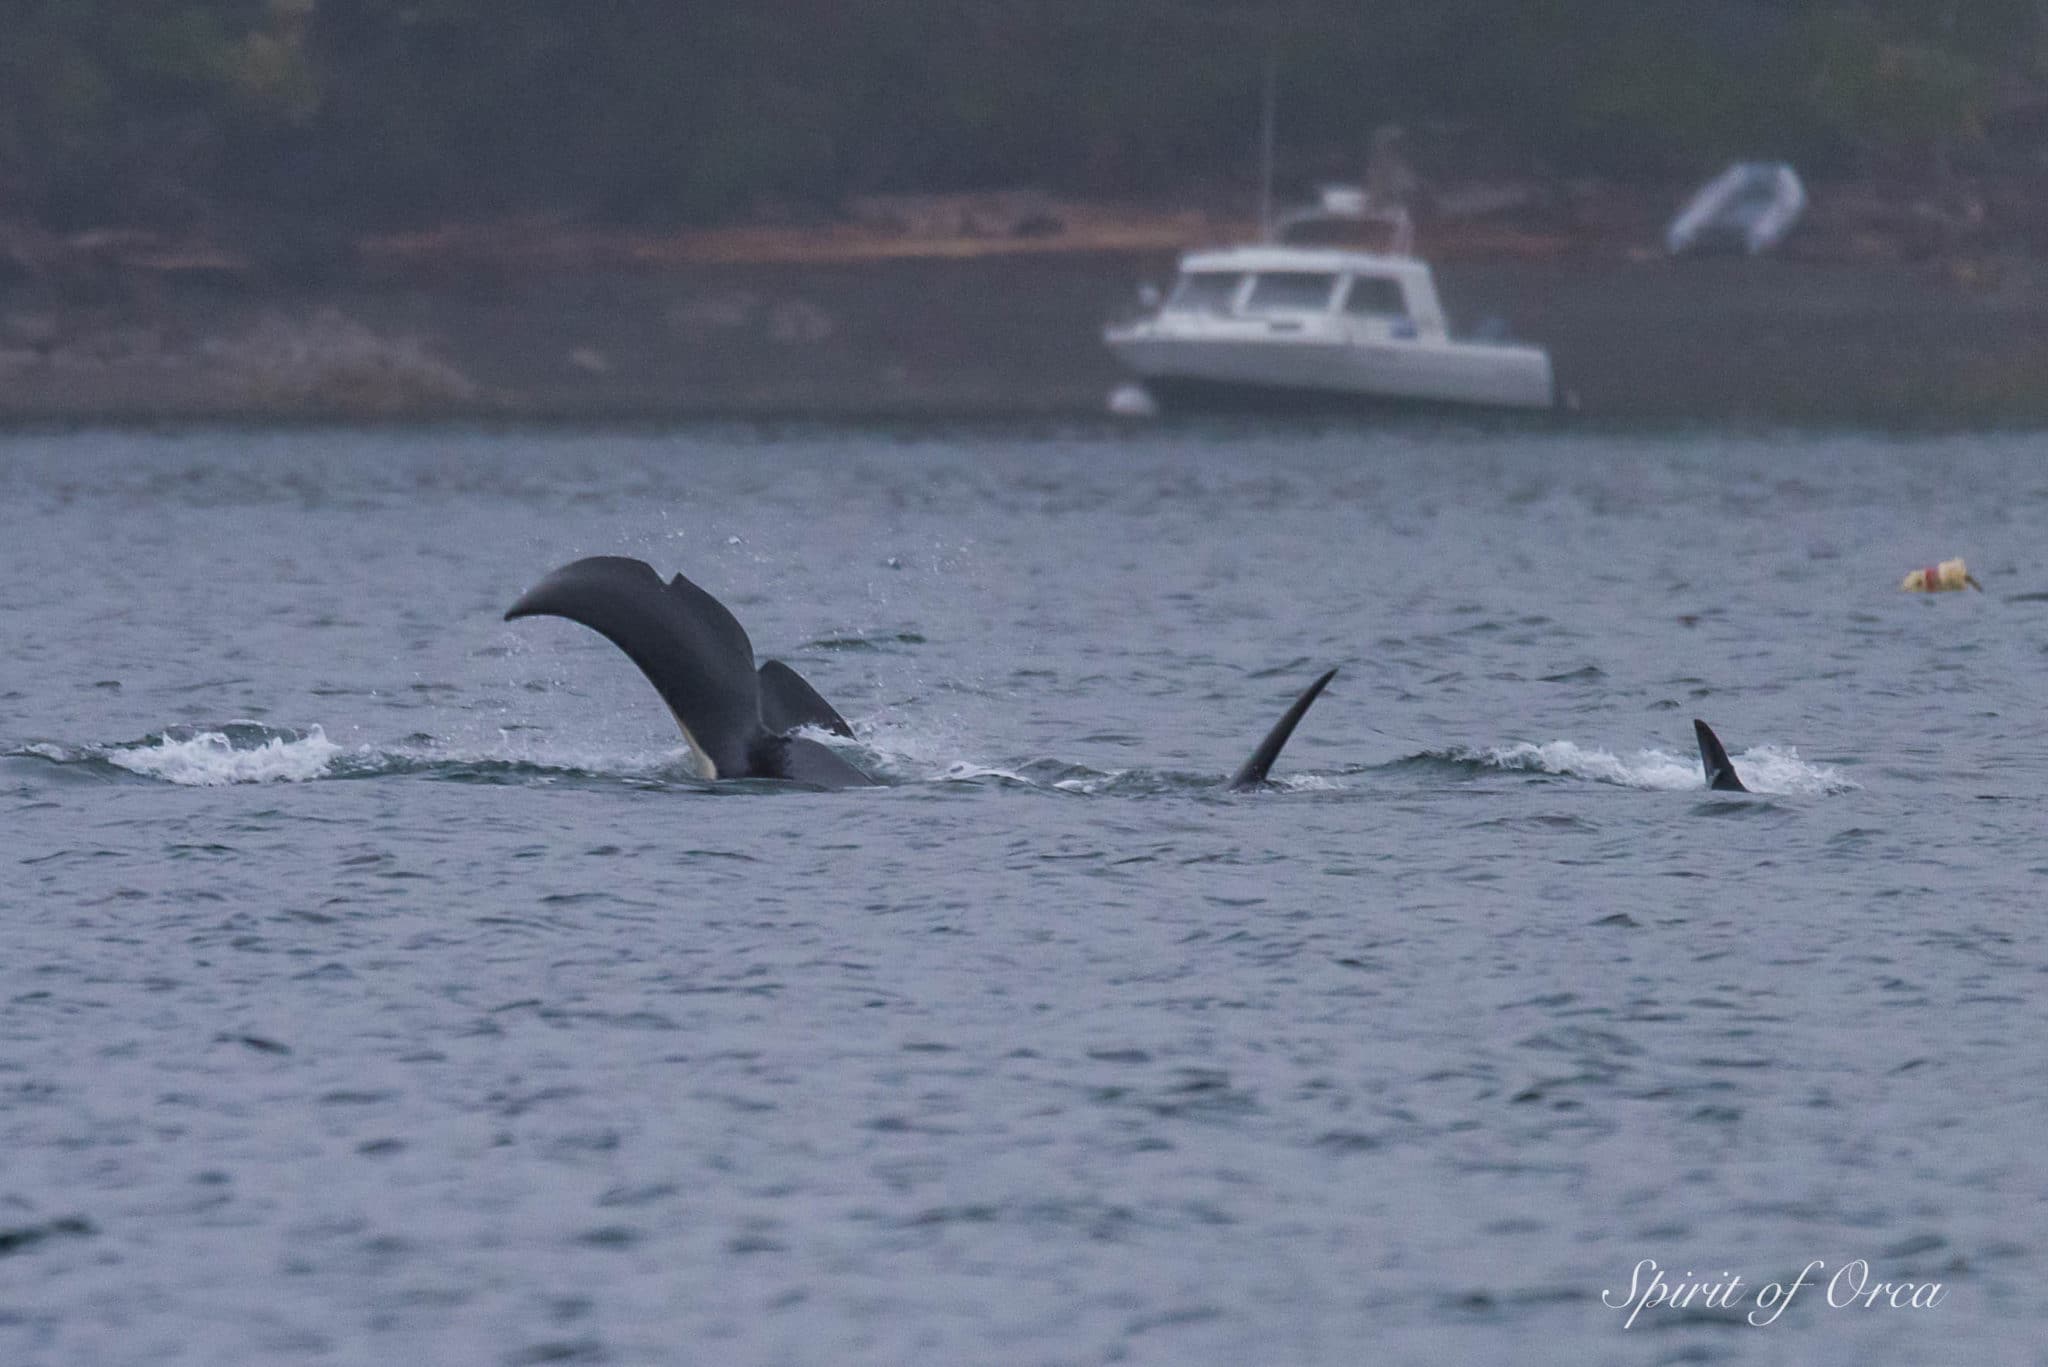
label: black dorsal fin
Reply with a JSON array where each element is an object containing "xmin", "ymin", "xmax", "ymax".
[
  {"xmin": 1693, "ymin": 719, "xmax": 1747, "ymax": 792},
  {"xmin": 1227, "ymin": 668, "xmax": 1337, "ymax": 791},
  {"xmin": 757, "ymin": 660, "xmax": 855, "ymax": 738}
]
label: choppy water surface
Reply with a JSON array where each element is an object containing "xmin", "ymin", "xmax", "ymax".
[{"xmin": 3, "ymin": 424, "xmax": 2045, "ymax": 1366}]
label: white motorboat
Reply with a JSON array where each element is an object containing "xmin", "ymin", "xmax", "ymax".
[{"xmin": 1104, "ymin": 240, "xmax": 1554, "ymax": 412}]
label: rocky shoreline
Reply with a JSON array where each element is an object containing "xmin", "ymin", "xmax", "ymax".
[{"xmin": 6, "ymin": 191, "xmax": 2048, "ymax": 425}]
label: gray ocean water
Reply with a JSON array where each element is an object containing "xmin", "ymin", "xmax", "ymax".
[{"xmin": 2, "ymin": 423, "xmax": 2044, "ymax": 1366}]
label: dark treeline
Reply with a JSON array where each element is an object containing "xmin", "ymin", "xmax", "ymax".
[{"xmin": 3, "ymin": 1, "xmax": 2043, "ymax": 234}]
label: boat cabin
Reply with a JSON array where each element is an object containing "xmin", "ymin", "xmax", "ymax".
[
  {"xmin": 1102, "ymin": 236, "xmax": 1554, "ymax": 411},
  {"xmin": 1156, "ymin": 246, "xmax": 1448, "ymax": 343}
]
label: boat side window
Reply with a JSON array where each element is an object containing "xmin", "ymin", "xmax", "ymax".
[
  {"xmin": 1165, "ymin": 272, "xmax": 1245, "ymax": 314},
  {"xmin": 1342, "ymin": 276, "xmax": 1409, "ymax": 319},
  {"xmin": 1243, "ymin": 272, "xmax": 1337, "ymax": 313}
]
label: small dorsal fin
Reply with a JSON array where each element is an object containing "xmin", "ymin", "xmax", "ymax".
[
  {"xmin": 1227, "ymin": 669, "xmax": 1336, "ymax": 791},
  {"xmin": 757, "ymin": 659, "xmax": 854, "ymax": 738},
  {"xmin": 1693, "ymin": 719, "xmax": 1747, "ymax": 792}
]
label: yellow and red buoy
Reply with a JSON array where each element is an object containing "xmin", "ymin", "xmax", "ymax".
[{"xmin": 1900, "ymin": 557, "xmax": 1982, "ymax": 593}]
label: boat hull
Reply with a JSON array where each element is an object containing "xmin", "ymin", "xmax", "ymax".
[
  {"xmin": 1130, "ymin": 375, "xmax": 1551, "ymax": 417},
  {"xmin": 1105, "ymin": 334, "xmax": 1555, "ymax": 412}
]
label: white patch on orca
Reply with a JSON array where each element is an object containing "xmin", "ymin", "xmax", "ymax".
[{"xmin": 665, "ymin": 705, "xmax": 719, "ymax": 780}]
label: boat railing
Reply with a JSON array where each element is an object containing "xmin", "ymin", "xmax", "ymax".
[{"xmin": 1274, "ymin": 187, "xmax": 1414, "ymax": 256}]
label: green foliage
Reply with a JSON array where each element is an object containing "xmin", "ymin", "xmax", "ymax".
[
  {"xmin": 0, "ymin": 1, "xmax": 2040, "ymax": 231},
  {"xmin": 0, "ymin": 0, "xmax": 318, "ymax": 224},
  {"xmin": 1810, "ymin": 6, "xmax": 1991, "ymax": 152}
]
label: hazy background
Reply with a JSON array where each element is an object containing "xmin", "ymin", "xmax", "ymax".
[
  {"xmin": 6, "ymin": 12, "xmax": 2047, "ymax": 1364},
  {"xmin": 6, "ymin": 2, "xmax": 2045, "ymax": 237},
  {"xmin": 10, "ymin": 2, "xmax": 2048, "ymax": 424}
]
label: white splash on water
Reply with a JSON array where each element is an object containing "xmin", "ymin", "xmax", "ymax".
[
  {"xmin": 930, "ymin": 760, "xmax": 1033, "ymax": 784},
  {"xmin": 1481, "ymin": 739, "xmax": 1853, "ymax": 795},
  {"xmin": 107, "ymin": 726, "xmax": 344, "ymax": 786},
  {"xmin": 833, "ymin": 713, "xmax": 1006, "ymax": 785},
  {"xmin": 1267, "ymin": 771, "xmax": 1348, "ymax": 792},
  {"xmin": 466, "ymin": 729, "xmax": 705, "ymax": 781}
]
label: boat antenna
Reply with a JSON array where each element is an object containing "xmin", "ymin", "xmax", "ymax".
[{"xmin": 1258, "ymin": 40, "xmax": 1278, "ymax": 242}]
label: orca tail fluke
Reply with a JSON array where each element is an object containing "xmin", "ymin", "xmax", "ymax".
[
  {"xmin": 757, "ymin": 660, "xmax": 855, "ymax": 738},
  {"xmin": 1227, "ymin": 668, "xmax": 1337, "ymax": 791},
  {"xmin": 502, "ymin": 556, "xmax": 766, "ymax": 781},
  {"xmin": 1693, "ymin": 719, "xmax": 1747, "ymax": 792}
]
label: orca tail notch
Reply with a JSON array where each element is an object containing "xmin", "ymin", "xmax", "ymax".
[
  {"xmin": 1693, "ymin": 719, "xmax": 1747, "ymax": 792},
  {"xmin": 1227, "ymin": 668, "xmax": 1337, "ymax": 791}
]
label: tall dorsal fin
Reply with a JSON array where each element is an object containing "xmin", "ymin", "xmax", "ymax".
[
  {"xmin": 1693, "ymin": 719, "xmax": 1747, "ymax": 792},
  {"xmin": 1227, "ymin": 669, "xmax": 1336, "ymax": 791}
]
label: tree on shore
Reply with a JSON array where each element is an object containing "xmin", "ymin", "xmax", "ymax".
[{"xmin": 2, "ymin": 1, "xmax": 2041, "ymax": 234}]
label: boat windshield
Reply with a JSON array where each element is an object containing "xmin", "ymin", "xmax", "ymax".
[
  {"xmin": 1243, "ymin": 272, "xmax": 1338, "ymax": 313},
  {"xmin": 1342, "ymin": 275, "xmax": 1408, "ymax": 319},
  {"xmin": 1165, "ymin": 272, "xmax": 1244, "ymax": 314}
]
